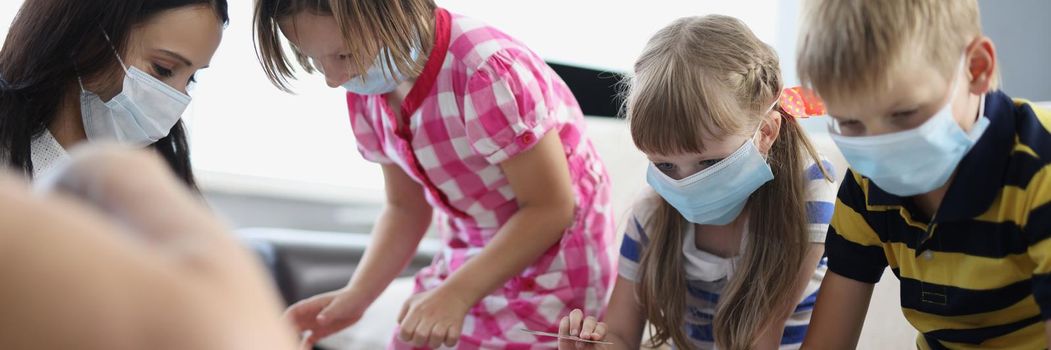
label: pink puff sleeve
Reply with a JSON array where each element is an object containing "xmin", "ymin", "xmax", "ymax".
[{"xmin": 462, "ymin": 49, "xmax": 566, "ymax": 164}]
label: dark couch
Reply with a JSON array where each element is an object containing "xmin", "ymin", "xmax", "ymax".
[{"xmin": 238, "ymin": 228, "xmax": 439, "ymax": 305}]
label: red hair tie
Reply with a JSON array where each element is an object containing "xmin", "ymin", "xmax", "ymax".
[{"xmin": 779, "ymin": 86, "xmax": 825, "ymax": 119}]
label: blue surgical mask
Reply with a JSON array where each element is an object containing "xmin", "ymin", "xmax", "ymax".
[
  {"xmin": 341, "ymin": 48, "xmax": 419, "ymax": 95},
  {"xmin": 828, "ymin": 61, "xmax": 989, "ymax": 197},
  {"xmin": 647, "ymin": 128, "xmax": 774, "ymax": 225}
]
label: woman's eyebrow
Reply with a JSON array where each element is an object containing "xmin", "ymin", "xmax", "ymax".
[{"xmin": 157, "ymin": 49, "xmax": 196, "ymax": 67}]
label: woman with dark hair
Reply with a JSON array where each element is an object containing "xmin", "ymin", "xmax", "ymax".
[{"xmin": 0, "ymin": 0, "xmax": 230, "ymax": 186}]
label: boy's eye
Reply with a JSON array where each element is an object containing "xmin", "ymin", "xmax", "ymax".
[
  {"xmin": 655, "ymin": 162, "xmax": 676, "ymax": 173},
  {"xmin": 188, "ymin": 74, "xmax": 197, "ymax": 85},
  {"xmin": 699, "ymin": 159, "xmax": 723, "ymax": 169},
  {"xmin": 891, "ymin": 109, "xmax": 918, "ymax": 118},
  {"xmin": 152, "ymin": 63, "xmax": 174, "ymax": 78},
  {"xmin": 889, "ymin": 109, "xmax": 921, "ymax": 128}
]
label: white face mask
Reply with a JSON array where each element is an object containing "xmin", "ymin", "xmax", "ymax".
[{"xmin": 79, "ymin": 32, "xmax": 191, "ymax": 146}]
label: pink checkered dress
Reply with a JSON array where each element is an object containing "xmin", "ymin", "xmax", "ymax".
[{"xmin": 346, "ymin": 9, "xmax": 615, "ymax": 349}]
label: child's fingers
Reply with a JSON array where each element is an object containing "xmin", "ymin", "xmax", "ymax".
[
  {"xmin": 568, "ymin": 309, "xmax": 584, "ymax": 336},
  {"xmin": 397, "ymin": 311, "xmax": 419, "ymax": 343},
  {"xmin": 301, "ymin": 330, "xmax": 328, "ymax": 350},
  {"xmin": 557, "ymin": 316, "xmax": 574, "ymax": 350},
  {"xmin": 282, "ymin": 303, "xmax": 317, "ymax": 333},
  {"xmin": 298, "ymin": 334, "xmax": 317, "ymax": 350},
  {"xmin": 591, "ymin": 322, "xmax": 608, "ymax": 340},
  {"xmin": 558, "ymin": 316, "xmax": 570, "ymax": 336},
  {"xmin": 427, "ymin": 323, "xmax": 448, "ymax": 349},
  {"xmin": 411, "ymin": 317, "xmax": 435, "ymax": 347},
  {"xmin": 581, "ymin": 316, "xmax": 598, "ymax": 339},
  {"xmin": 307, "ymin": 325, "xmax": 342, "ymax": 345},
  {"xmin": 397, "ymin": 297, "xmax": 413, "ymax": 324},
  {"xmin": 443, "ymin": 323, "xmax": 461, "ymax": 348}
]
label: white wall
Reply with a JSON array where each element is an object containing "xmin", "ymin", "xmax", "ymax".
[
  {"xmin": 438, "ymin": 1, "xmax": 787, "ymax": 72},
  {"xmin": 979, "ymin": 0, "xmax": 1051, "ymax": 101}
]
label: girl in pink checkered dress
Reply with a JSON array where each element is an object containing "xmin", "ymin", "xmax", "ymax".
[{"xmin": 254, "ymin": 1, "xmax": 615, "ymax": 349}]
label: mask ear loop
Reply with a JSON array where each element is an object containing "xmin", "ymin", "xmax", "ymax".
[
  {"xmin": 752, "ymin": 94, "xmax": 782, "ymax": 146},
  {"xmin": 73, "ymin": 62, "xmax": 87, "ymax": 93},
  {"xmin": 100, "ymin": 30, "xmax": 131, "ymax": 74},
  {"xmin": 738, "ymin": 97, "xmax": 780, "ymax": 163},
  {"xmin": 940, "ymin": 55, "xmax": 968, "ymax": 112},
  {"xmin": 74, "ymin": 29, "xmax": 127, "ymax": 95},
  {"xmin": 954, "ymin": 55, "xmax": 986, "ymax": 130}
]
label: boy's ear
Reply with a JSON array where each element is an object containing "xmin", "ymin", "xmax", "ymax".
[
  {"xmin": 966, "ymin": 36, "xmax": 997, "ymax": 94},
  {"xmin": 758, "ymin": 111, "xmax": 782, "ymax": 156}
]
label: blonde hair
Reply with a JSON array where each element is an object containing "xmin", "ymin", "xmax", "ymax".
[
  {"xmin": 254, "ymin": 0, "xmax": 436, "ymax": 92},
  {"xmin": 797, "ymin": 0, "xmax": 993, "ymax": 103},
  {"xmin": 625, "ymin": 15, "xmax": 830, "ymax": 350}
]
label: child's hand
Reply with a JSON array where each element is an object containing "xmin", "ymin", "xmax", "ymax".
[
  {"xmin": 558, "ymin": 309, "xmax": 609, "ymax": 349},
  {"xmin": 397, "ymin": 286, "xmax": 473, "ymax": 348},
  {"xmin": 284, "ymin": 288, "xmax": 370, "ymax": 347}
]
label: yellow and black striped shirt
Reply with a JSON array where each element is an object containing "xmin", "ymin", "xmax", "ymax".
[{"xmin": 827, "ymin": 90, "xmax": 1051, "ymax": 349}]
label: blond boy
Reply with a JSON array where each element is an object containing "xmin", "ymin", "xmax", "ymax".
[{"xmin": 797, "ymin": 0, "xmax": 1051, "ymax": 348}]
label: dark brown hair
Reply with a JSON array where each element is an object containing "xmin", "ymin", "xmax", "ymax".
[{"xmin": 0, "ymin": 0, "xmax": 229, "ymax": 186}]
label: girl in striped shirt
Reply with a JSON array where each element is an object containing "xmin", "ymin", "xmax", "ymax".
[{"xmin": 560, "ymin": 15, "xmax": 836, "ymax": 350}]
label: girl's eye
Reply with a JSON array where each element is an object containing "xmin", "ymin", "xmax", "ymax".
[
  {"xmin": 838, "ymin": 120, "xmax": 861, "ymax": 127},
  {"xmin": 836, "ymin": 119, "xmax": 865, "ymax": 135},
  {"xmin": 337, "ymin": 54, "xmax": 350, "ymax": 61},
  {"xmin": 152, "ymin": 63, "xmax": 174, "ymax": 78}
]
